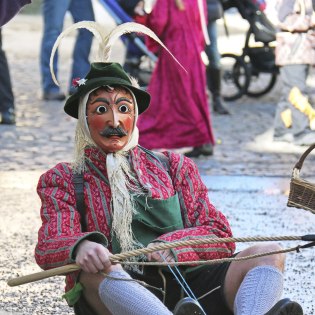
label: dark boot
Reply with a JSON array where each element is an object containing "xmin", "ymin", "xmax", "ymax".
[
  {"xmin": 0, "ymin": 107, "xmax": 15, "ymax": 124},
  {"xmin": 264, "ymin": 298, "xmax": 303, "ymax": 315},
  {"xmin": 173, "ymin": 297, "xmax": 206, "ymax": 315},
  {"xmin": 0, "ymin": 29, "xmax": 15, "ymax": 124},
  {"xmin": 184, "ymin": 143, "xmax": 213, "ymax": 158},
  {"xmin": 206, "ymin": 67, "xmax": 230, "ymax": 115}
]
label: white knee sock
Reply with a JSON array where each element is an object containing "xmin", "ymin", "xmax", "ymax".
[
  {"xmin": 234, "ymin": 266, "xmax": 283, "ymax": 315},
  {"xmin": 98, "ymin": 270, "xmax": 172, "ymax": 315}
]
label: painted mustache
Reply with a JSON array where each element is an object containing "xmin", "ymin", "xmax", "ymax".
[{"xmin": 100, "ymin": 126, "xmax": 128, "ymax": 137}]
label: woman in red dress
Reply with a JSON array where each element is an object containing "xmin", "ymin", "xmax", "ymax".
[{"xmin": 138, "ymin": 0, "xmax": 215, "ymax": 157}]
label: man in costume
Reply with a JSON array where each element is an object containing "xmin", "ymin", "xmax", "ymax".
[{"xmin": 34, "ymin": 61, "xmax": 304, "ymax": 315}]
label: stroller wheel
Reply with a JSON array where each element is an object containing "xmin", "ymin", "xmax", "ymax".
[
  {"xmin": 246, "ymin": 68, "xmax": 278, "ymax": 97},
  {"xmin": 220, "ymin": 53, "xmax": 250, "ymax": 101}
]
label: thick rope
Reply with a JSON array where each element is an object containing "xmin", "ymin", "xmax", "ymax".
[
  {"xmin": 7, "ymin": 235, "xmax": 315, "ymax": 287},
  {"xmin": 110, "ymin": 235, "xmax": 303, "ymax": 261},
  {"xmin": 115, "ymin": 245, "xmax": 300, "ymax": 266}
]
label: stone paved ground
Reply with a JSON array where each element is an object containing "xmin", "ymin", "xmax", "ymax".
[{"xmin": 0, "ymin": 7, "xmax": 314, "ymax": 315}]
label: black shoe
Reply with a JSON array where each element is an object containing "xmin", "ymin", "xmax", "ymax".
[
  {"xmin": 173, "ymin": 297, "xmax": 206, "ymax": 315},
  {"xmin": 184, "ymin": 143, "xmax": 213, "ymax": 157},
  {"xmin": 0, "ymin": 110, "xmax": 15, "ymax": 125},
  {"xmin": 265, "ymin": 298, "xmax": 303, "ymax": 315},
  {"xmin": 43, "ymin": 91, "xmax": 66, "ymax": 101},
  {"xmin": 213, "ymin": 97, "xmax": 230, "ymax": 115}
]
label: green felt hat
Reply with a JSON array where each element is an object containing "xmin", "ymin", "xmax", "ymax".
[{"xmin": 64, "ymin": 62, "xmax": 151, "ymax": 118}]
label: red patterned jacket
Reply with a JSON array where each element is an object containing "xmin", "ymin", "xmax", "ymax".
[{"xmin": 35, "ymin": 146, "xmax": 235, "ymax": 293}]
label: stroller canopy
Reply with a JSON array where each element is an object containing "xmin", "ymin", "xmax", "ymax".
[{"xmin": 222, "ymin": 0, "xmax": 276, "ymax": 43}]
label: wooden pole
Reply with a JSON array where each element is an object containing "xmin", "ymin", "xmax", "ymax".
[{"xmin": 7, "ymin": 264, "xmax": 80, "ymax": 287}]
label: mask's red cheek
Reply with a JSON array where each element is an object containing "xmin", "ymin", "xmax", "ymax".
[
  {"xmin": 88, "ymin": 116, "xmax": 105, "ymax": 131},
  {"xmin": 122, "ymin": 115, "xmax": 134, "ymax": 132}
]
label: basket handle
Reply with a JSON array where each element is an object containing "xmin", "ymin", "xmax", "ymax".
[{"xmin": 293, "ymin": 143, "xmax": 315, "ymax": 172}]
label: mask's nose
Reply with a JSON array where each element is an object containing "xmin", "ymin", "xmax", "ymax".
[{"xmin": 108, "ymin": 108, "xmax": 120, "ymax": 128}]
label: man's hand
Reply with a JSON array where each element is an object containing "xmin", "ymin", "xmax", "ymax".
[
  {"xmin": 146, "ymin": 242, "xmax": 175, "ymax": 262},
  {"xmin": 75, "ymin": 240, "xmax": 120, "ymax": 273}
]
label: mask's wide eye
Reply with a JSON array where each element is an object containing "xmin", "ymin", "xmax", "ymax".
[
  {"xmin": 118, "ymin": 104, "xmax": 130, "ymax": 113},
  {"xmin": 96, "ymin": 105, "xmax": 108, "ymax": 114}
]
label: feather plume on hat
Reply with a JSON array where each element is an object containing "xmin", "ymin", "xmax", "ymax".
[
  {"xmin": 48, "ymin": 21, "xmax": 185, "ymax": 268},
  {"xmin": 49, "ymin": 21, "xmax": 185, "ymax": 87}
]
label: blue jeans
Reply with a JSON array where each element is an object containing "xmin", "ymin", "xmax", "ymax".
[
  {"xmin": 40, "ymin": 0, "xmax": 94, "ymax": 94},
  {"xmin": 205, "ymin": 20, "xmax": 221, "ymax": 69}
]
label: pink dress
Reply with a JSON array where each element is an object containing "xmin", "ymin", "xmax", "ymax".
[{"xmin": 138, "ymin": 0, "xmax": 215, "ymax": 149}]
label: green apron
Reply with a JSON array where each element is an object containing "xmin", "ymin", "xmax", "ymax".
[
  {"xmin": 65, "ymin": 193, "xmax": 184, "ymax": 306},
  {"xmin": 112, "ymin": 193, "xmax": 184, "ymax": 253}
]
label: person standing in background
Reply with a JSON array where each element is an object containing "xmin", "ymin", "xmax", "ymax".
[
  {"xmin": 0, "ymin": 28, "xmax": 15, "ymax": 125},
  {"xmin": 138, "ymin": 0, "xmax": 215, "ymax": 157},
  {"xmin": 0, "ymin": 0, "xmax": 32, "ymax": 125},
  {"xmin": 273, "ymin": 0, "xmax": 315, "ymax": 145},
  {"xmin": 40, "ymin": 0, "xmax": 95, "ymax": 101},
  {"xmin": 117, "ymin": 0, "xmax": 149, "ymax": 85},
  {"xmin": 205, "ymin": 0, "xmax": 230, "ymax": 115}
]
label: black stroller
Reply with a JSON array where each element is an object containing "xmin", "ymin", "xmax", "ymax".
[
  {"xmin": 98, "ymin": 0, "xmax": 156, "ymax": 87},
  {"xmin": 219, "ymin": 0, "xmax": 278, "ymax": 101}
]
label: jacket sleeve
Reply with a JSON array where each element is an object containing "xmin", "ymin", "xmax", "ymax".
[
  {"xmin": 34, "ymin": 163, "xmax": 107, "ymax": 270},
  {"xmin": 155, "ymin": 153, "xmax": 235, "ymax": 262},
  {"xmin": 0, "ymin": 0, "xmax": 31, "ymax": 26}
]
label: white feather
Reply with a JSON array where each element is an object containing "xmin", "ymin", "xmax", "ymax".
[
  {"xmin": 50, "ymin": 21, "xmax": 107, "ymax": 86},
  {"xmin": 49, "ymin": 21, "xmax": 186, "ymax": 87},
  {"xmin": 102, "ymin": 22, "xmax": 185, "ymax": 72}
]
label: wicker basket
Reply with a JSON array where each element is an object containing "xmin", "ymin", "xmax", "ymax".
[{"xmin": 287, "ymin": 143, "xmax": 315, "ymax": 214}]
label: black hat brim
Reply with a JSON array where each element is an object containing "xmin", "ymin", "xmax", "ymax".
[{"xmin": 64, "ymin": 77, "xmax": 151, "ymax": 118}]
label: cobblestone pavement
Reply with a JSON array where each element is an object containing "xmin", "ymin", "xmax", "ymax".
[{"xmin": 0, "ymin": 11, "xmax": 314, "ymax": 315}]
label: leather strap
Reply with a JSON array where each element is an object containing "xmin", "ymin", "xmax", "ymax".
[{"xmin": 73, "ymin": 173, "xmax": 87, "ymax": 232}]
